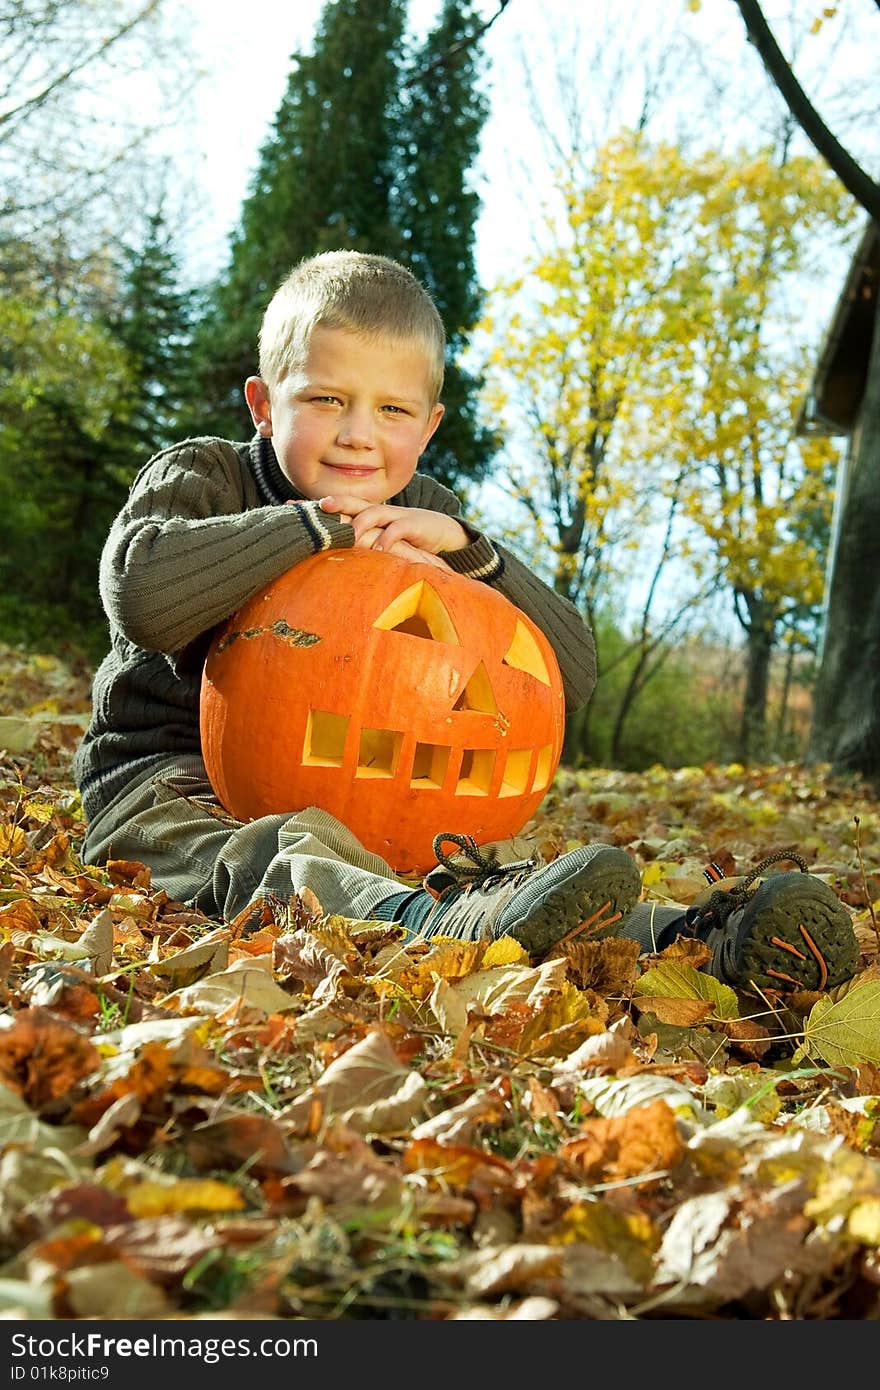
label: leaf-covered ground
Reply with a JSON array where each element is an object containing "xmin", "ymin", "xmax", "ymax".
[{"xmin": 1, "ymin": 646, "xmax": 879, "ymax": 1322}]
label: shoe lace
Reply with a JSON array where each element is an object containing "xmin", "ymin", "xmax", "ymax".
[
  {"xmin": 431, "ymin": 832, "xmax": 535, "ymax": 892},
  {"xmin": 693, "ymin": 849, "xmax": 810, "ymax": 932}
]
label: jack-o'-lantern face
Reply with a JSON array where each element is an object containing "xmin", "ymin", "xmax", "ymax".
[{"xmin": 200, "ymin": 549, "xmax": 565, "ymax": 874}]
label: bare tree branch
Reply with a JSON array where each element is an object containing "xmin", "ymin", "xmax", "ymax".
[
  {"xmin": 0, "ymin": 0, "xmax": 161, "ymax": 130},
  {"xmin": 732, "ymin": 0, "xmax": 880, "ymax": 221}
]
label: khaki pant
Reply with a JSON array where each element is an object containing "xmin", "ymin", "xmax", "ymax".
[{"xmin": 81, "ymin": 755, "xmax": 405, "ymax": 922}]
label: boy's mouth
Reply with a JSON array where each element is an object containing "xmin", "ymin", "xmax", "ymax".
[{"xmin": 324, "ymin": 462, "xmax": 380, "ymax": 476}]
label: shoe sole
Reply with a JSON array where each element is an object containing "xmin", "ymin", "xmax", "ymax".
[
  {"xmin": 731, "ymin": 874, "xmax": 859, "ymax": 991},
  {"xmin": 495, "ymin": 845, "xmax": 641, "ymax": 956}
]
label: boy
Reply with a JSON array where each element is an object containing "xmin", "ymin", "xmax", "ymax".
[{"xmin": 73, "ymin": 251, "xmax": 859, "ymax": 993}]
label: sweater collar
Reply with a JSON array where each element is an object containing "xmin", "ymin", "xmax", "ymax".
[{"xmin": 247, "ymin": 434, "xmax": 310, "ymax": 505}]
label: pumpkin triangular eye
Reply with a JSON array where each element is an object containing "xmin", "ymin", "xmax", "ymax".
[
  {"xmin": 452, "ymin": 661, "xmax": 497, "ymax": 714},
  {"xmin": 502, "ymin": 618, "xmax": 552, "ymax": 686},
  {"xmin": 373, "ymin": 580, "xmax": 459, "ymax": 643}
]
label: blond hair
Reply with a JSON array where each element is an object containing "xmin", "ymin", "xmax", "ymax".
[{"xmin": 257, "ymin": 251, "xmax": 446, "ymax": 404}]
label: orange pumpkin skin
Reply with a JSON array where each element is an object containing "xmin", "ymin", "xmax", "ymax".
[{"xmin": 199, "ymin": 548, "xmax": 565, "ymax": 876}]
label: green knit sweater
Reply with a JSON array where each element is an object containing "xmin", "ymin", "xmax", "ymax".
[{"xmin": 74, "ymin": 434, "xmax": 597, "ymax": 823}]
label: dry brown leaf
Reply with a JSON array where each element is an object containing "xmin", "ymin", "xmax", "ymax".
[
  {"xmin": 148, "ymin": 926, "xmax": 231, "ymax": 982},
  {"xmin": 182, "ymin": 1110, "xmax": 303, "ymax": 1177},
  {"xmin": 70, "ymin": 1040, "xmax": 174, "ymax": 1128},
  {"xmin": 559, "ymin": 1097, "xmax": 686, "ymax": 1185},
  {"xmin": 719, "ymin": 1016, "xmax": 773, "ymax": 1060},
  {"xmin": 0, "ymin": 1007, "xmax": 100, "ymax": 1112},
  {"xmin": 101, "ymin": 1216, "xmax": 220, "ymax": 1286},
  {"xmin": 274, "ymin": 927, "xmax": 356, "ymax": 999},
  {"xmin": 632, "ymin": 995, "xmax": 717, "ymax": 1026},
  {"xmin": 411, "ymin": 1087, "xmax": 508, "ymax": 1144},
  {"xmin": 403, "ymin": 1138, "xmax": 516, "ymax": 1194},
  {"xmin": 0, "ymin": 898, "xmax": 44, "ymax": 937},
  {"xmin": 286, "ymin": 1147, "xmax": 404, "ymax": 1209}
]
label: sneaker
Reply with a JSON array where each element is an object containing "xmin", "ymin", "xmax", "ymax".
[
  {"xmin": 419, "ymin": 833, "xmax": 642, "ymax": 956},
  {"xmin": 685, "ymin": 851, "xmax": 859, "ymax": 992}
]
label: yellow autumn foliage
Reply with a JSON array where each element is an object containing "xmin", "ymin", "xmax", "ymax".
[{"xmin": 481, "ymin": 130, "xmax": 856, "ymax": 639}]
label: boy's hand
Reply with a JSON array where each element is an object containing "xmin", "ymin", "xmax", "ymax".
[{"xmin": 319, "ymin": 495, "xmax": 469, "ymax": 556}]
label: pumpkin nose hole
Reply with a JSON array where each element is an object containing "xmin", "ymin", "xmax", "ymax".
[{"xmin": 452, "ymin": 662, "xmax": 497, "ymax": 714}]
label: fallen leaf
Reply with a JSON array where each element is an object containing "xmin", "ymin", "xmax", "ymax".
[
  {"xmin": 559, "ymin": 1098, "xmax": 686, "ymax": 1184},
  {"xmin": 164, "ymin": 955, "xmax": 296, "ymax": 1016},
  {"xmin": 802, "ymin": 981, "xmax": 880, "ymax": 1068},
  {"xmin": 63, "ymin": 1261, "xmax": 170, "ymax": 1318},
  {"xmin": 634, "ymin": 961, "xmax": 740, "ymax": 1020},
  {"xmin": 0, "ymin": 1007, "xmax": 100, "ymax": 1112}
]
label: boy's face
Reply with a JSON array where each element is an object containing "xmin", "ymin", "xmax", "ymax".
[{"xmin": 245, "ymin": 326, "xmax": 444, "ymax": 504}]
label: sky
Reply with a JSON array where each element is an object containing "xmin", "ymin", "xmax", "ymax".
[{"xmin": 173, "ymin": 0, "xmax": 878, "ymax": 301}]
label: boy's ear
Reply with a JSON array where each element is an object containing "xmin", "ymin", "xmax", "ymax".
[
  {"xmin": 420, "ymin": 402, "xmax": 445, "ymax": 454},
  {"xmin": 245, "ymin": 376, "xmax": 273, "ymax": 436}
]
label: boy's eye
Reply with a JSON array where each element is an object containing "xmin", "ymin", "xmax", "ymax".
[
  {"xmin": 312, "ymin": 394, "xmax": 342, "ymax": 405},
  {"xmin": 381, "ymin": 404, "xmax": 407, "ymax": 415}
]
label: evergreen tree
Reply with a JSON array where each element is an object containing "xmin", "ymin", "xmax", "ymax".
[
  {"xmin": 0, "ymin": 270, "xmax": 134, "ymax": 652},
  {"xmin": 181, "ymin": 0, "xmax": 497, "ymax": 492},
  {"xmin": 107, "ymin": 211, "xmax": 196, "ymax": 457},
  {"xmin": 394, "ymin": 0, "xmax": 499, "ymax": 489},
  {"xmin": 184, "ymin": 0, "xmax": 407, "ymax": 441},
  {"xmin": 0, "ymin": 211, "xmax": 194, "ymax": 653}
]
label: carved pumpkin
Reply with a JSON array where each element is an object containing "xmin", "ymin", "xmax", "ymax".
[{"xmin": 199, "ymin": 548, "xmax": 565, "ymax": 875}]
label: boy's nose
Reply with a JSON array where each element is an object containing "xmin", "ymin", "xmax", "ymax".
[{"xmin": 337, "ymin": 408, "xmax": 375, "ymax": 448}]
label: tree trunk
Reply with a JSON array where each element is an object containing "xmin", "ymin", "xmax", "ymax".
[
  {"xmin": 738, "ymin": 615, "xmax": 775, "ymax": 763},
  {"xmin": 810, "ymin": 310, "xmax": 880, "ymax": 785},
  {"xmin": 774, "ymin": 639, "xmax": 796, "ymax": 752},
  {"xmin": 562, "ymin": 703, "xmax": 591, "ymax": 767}
]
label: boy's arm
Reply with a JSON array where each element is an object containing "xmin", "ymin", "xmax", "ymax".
[
  {"xmin": 100, "ymin": 440, "xmax": 353, "ymax": 654},
  {"xmin": 400, "ymin": 475, "xmax": 597, "ymax": 714}
]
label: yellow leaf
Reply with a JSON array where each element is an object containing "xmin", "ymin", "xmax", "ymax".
[
  {"xmin": 802, "ymin": 982, "xmax": 880, "ymax": 1068},
  {"xmin": 641, "ymin": 860, "xmax": 678, "ymax": 888},
  {"xmin": 482, "ymin": 937, "xmax": 529, "ymax": 967},
  {"xmin": 552, "ymin": 1201, "xmax": 658, "ymax": 1281},
  {"xmin": 0, "ymin": 825, "xmax": 25, "ymax": 857},
  {"xmin": 634, "ymin": 961, "xmax": 740, "ymax": 1020},
  {"xmin": 848, "ymin": 1198, "xmax": 880, "ymax": 1246},
  {"xmin": 127, "ymin": 1177, "xmax": 246, "ymax": 1217}
]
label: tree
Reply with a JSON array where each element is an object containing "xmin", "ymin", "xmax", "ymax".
[
  {"xmin": 183, "ymin": 0, "xmax": 496, "ymax": 493},
  {"xmin": 481, "ymin": 133, "xmax": 852, "ymax": 763},
  {"xmin": 665, "ymin": 147, "xmax": 853, "ymax": 761},
  {"xmin": 0, "ymin": 271, "xmax": 133, "ymax": 649},
  {"xmin": 0, "ymin": 2, "xmax": 201, "ymax": 651},
  {"xmin": 185, "ymin": 0, "xmax": 406, "ymax": 444},
  {"xmin": 393, "ymin": 0, "xmax": 499, "ymax": 487},
  {"xmin": 106, "ymin": 209, "xmax": 196, "ymax": 457},
  {"xmin": 728, "ymin": 0, "xmax": 880, "ymax": 782},
  {"xmin": 0, "ymin": 204, "xmax": 195, "ymax": 652},
  {"xmin": 1, "ymin": 1, "xmax": 194, "ymax": 278}
]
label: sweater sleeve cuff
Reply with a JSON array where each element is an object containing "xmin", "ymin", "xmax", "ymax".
[
  {"xmin": 295, "ymin": 500, "xmax": 355, "ymax": 552},
  {"xmin": 439, "ymin": 531, "xmax": 504, "ymax": 582}
]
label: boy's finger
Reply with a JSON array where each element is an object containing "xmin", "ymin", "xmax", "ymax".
[{"xmin": 319, "ymin": 494, "xmax": 374, "ymax": 515}]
